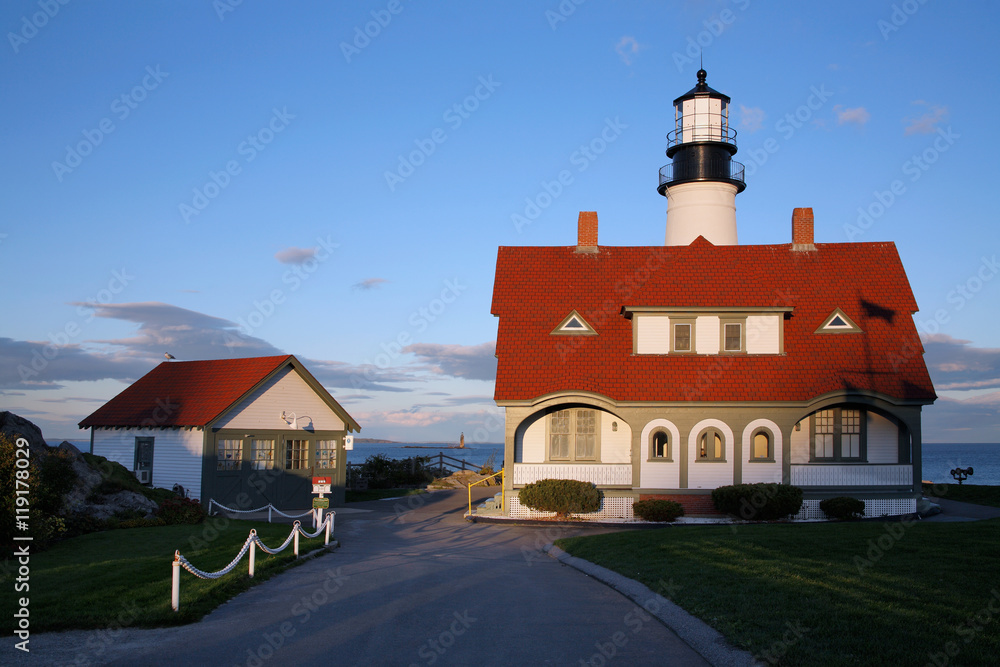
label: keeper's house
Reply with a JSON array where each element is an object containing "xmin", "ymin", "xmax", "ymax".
[
  {"xmin": 490, "ymin": 70, "xmax": 936, "ymax": 520},
  {"xmin": 79, "ymin": 355, "xmax": 360, "ymax": 509}
]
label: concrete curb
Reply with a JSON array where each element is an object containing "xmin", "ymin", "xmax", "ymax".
[{"xmin": 544, "ymin": 544, "xmax": 756, "ymax": 667}]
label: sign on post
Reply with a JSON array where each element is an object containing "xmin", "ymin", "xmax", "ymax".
[
  {"xmin": 313, "ymin": 497, "xmax": 330, "ymax": 509},
  {"xmin": 312, "ymin": 476, "xmax": 331, "ymax": 494},
  {"xmin": 344, "ymin": 435, "xmax": 354, "ymax": 451}
]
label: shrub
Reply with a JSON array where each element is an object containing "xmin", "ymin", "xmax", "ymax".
[
  {"xmin": 518, "ymin": 479, "xmax": 601, "ymax": 517},
  {"xmin": 820, "ymin": 496, "xmax": 866, "ymax": 520},
  {"xmin": 633, "ymin": 499, "xmax": 684, "ymax": 522},
  {"xmin": 156, "ymin": 497, "xmax": 205, "ymax": 524},
  {"xmin": 353, "ymin": 454, "xmax": 434, "ymax": 489},
  {"xmin": 712, "ymin": 483, "xmax": 803, "ymax": 521}
]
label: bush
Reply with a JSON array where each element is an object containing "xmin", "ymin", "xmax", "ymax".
[
  {"xmin": 518, "ymin": 479, "xmax": 601, "ymax": 517},
  {"xmin": 712, "ymin": 483, "xmax": 803, "ymax": 521},
  {"xmin": 156, "ymin": 497, "xmax": 205, "ymax": 524},
  {"xmin": 820, "ymin": 496, "xmax": 866, "ymax": 520},
  {"xmin": 117, "ymin": 517, "xmax": 167, "ymax": 529},
  {"xmin": 633, "ymin": 499, "xmax": 684, "ymax": 522},
  {"xmin": 352, "ymin": 454, "xmax": 435, "ymax": 489}
]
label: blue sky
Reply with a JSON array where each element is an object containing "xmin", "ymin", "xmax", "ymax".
[{"xmin": 2, "ymin": 0, "xmax": 998, "ymax": 443}]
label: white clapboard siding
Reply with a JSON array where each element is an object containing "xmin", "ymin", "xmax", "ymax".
[
  {"xmin": 214, "ymin": 366, "xmax": 345, "ymax": 431},
  {"xmin": 789, "ymin": 419, "xmax": 810, "ymax": 463},
  {"xmin": 745, "ymin": 315, "xmax": 780, "ymax": 354},
  {"xmin": 867, "ymin": 413, "xmax": 899, "ymax": 463},
  {"xmin": 790, "ymin": 464, "xmax": 913, "ymax": 486},
  {"xmin": 512, "ymin": 464, "xmax": 632, "ymax": 486},
  {"xmin": 636, "ymin": 315, "xmax": 670, "ymax": 354},
  {"xmin": 600, "ymin": 416, "xmax": 631, "ymax": 463},
  {"xmin": 92, "ymin": 427, "xmax": 205, "ymax": 500},
  {"xmin": 695, "ymin": 316, "xmax": 720, "ymax": 354}
]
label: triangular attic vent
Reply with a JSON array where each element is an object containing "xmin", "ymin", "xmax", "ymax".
[
  {"xmin": 552, "ymin": 310, "xmax": 597, "ymax": 336},
  {"xmin": 815, "ymin": 308, "xmax": 862, "ymax": 334}
]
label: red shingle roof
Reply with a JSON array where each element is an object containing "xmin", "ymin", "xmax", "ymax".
[
  {"xmin": 79, "ymin": 355, "xmax": 293, "ymax": 427},
  {"xmin": 491, "ymin": 239, "xmax": 936, "ymax": 404}
]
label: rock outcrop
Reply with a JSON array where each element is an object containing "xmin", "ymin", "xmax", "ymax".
[{"xmin": 1, "ymin": 411, "xmax": 162, "ymax": 519}]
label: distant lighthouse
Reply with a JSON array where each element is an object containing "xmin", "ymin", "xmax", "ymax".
[{"xmin": 658, "ymin": 68, "xmax": 746, "ymax": 246}]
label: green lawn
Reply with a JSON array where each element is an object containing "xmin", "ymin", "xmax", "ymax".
[
  {"xmin": 923, "ymin": 482, "xmax": 1000, "ymax": 508},
  {"xmin": 3, "ymin": 519, "xmax": 329, "ymax": 632},
  {"xmin": 345, "ymin": 488, "xmax": 426, "ymax": 502},
  {"xmin": 557, "ymin": 519, "xmax": 1000, "ymax": 666}
]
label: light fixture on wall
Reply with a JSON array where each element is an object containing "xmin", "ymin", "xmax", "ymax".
[{"xmin": 280, "ymin": 411, "xmax": 313, "ymax": 430}]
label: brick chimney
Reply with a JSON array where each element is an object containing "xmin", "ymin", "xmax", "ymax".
[
  {"xmin": 791, "ymin": 208, "xmax": 816, "ymax": 251},
  {"xmin": 576, "ymin": 211, "xmax": 598, "ymax": 253}
]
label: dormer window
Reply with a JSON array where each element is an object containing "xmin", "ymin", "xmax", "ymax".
[
  {"xmin": 626, "ymin": 307, "xmax": 791, "ymax": 355},
  {"xmin": 816, "ymin": 308, "xmax": 862, "ymax": 334}
]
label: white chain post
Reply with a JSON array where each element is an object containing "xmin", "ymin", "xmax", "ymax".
[
  {"xmin": 294, "ymin": 522, "xmax": 300, "ymax": 557},
  {"xmin": 249, "ymin": 539, "xmax": 256, "ymax": 577},
  {"xmin": 172, "ymin": 552, "xmax": 181, "ymax": 611},
  {"xmin": 325, "ymin": 515, "xmax": 330, "ymax": 545}
]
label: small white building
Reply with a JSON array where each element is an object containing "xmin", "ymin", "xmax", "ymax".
[{"xmin": 79, "ymin": 355, "xmax": 360, "ymax": 509}]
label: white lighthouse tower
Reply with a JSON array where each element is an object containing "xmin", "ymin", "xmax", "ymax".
[{"xmin": 659, "ymin": 69, "xmax": 746, "ymax": 246}]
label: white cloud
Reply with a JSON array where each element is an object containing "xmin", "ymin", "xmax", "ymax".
[
  {"xmin": 738, "ymin": 105, "xmax": 765, "ymax": 133},
  {"xmin": 615, "ymin": 36, "xmax": 641, "ymax": 65},
  {"xmin": 274, "ymin": 247, "xmax": 317, "ymax": 264},
  {"xmin": 903, "ymin": 103, "xmax": 948, "ymax": 136},
  {"xmin": 353, "ymin": 278, "xmax": 388, "ymax": 290},
  {"xmin": 834, "ymin": 105, "xmax": 870, "ymax": 126},
  {"xmin": 923, "ymin": 334, "xmax": 1000, "ymax": 391}
]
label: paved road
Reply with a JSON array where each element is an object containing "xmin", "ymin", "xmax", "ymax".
[{"xmin": 7, "ymin": 490, "xmax": 708, "ymax": 666}]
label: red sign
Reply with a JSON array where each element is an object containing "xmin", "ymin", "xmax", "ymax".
[{"xmin": 312, "ymin": 476, "xmax": 331, "ymax": 485}]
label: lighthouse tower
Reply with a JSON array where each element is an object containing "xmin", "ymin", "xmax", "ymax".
[{"xmin": 658, "ymin": 69, "xmax": 746, "ymax": 246}]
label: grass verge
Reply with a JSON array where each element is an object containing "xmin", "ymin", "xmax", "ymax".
[
  {"xmin": 556, "ymin": 519, "xmax": 1000, "ymax": 666},
  {"xmin": 923, "ymin": 482, "xmax": 1000, "ymax": 508},
  {"xmin": 346, "ymin": 488, "xmax": 426, "ymax": 502},
  {"xmin": 3, "ymin": 520, "xmax": 328, "ymax": 632}
]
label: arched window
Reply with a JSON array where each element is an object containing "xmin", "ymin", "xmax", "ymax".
[
  {"xmin": 697, "ymin": 428, "xmax": 725, "ymax": 462},
  {"xmin": 649, "ymin": 430, "xmax": 671, "ymax": 461},
  {"xmin": 749, "ymin": 429, "xmax": 773, "ymax": 461}
]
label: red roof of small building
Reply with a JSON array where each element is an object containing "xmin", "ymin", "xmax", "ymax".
[
  {"xmin": 491, "ymin": 238, "xmax": 936, "ymax": 404},
  {"xmin": 80, "ymin": 355, "xmax": 297, "ymax": 428}
]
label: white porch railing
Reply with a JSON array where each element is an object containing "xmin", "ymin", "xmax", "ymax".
[
  {"xmin": 511, "ymin": 463, "xmax": 632, "ymax": 486},
  {"xmin": 790, "ymin": 464, "xmax": 913, "ymax": 487}
]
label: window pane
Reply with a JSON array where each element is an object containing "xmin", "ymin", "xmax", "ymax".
[
  {"xmin": 285, "ymin": 440, "xmax": 308, "ymax": 470},
  {"xmin": 574, "ymin": 410, "xmax": 596, "ymax": 459},
  {"xmin": 753, "ymin": 432, "xmax": 770, "ymax": 459},
  {"xmin": 817, "ymin": 433, "xmax": 834, "ymax": 458},
  {"xmin": 699, "ymin": 432, "xmax": 707, "ymax": 458},
  {"xmin": 724, "ymin": 323, "xmax": 741, "ymax": 351},
  {"xmin": 315, "ymin": 440, "xmax": 336, "ymax": 469},
  {"xmin": 714, "ymin": 433, "xmax": 723, "ymax": 459},
  {"xmin": 653, "ymin": 431, "xmax": 668, "ymax": 458},
  {"xmin": 251, "ymin": 439, "xmax": 275, "ymax": 470},
  {"xmin": 550, "ymin": 410, "xmax": 570, "ymax": 459},
  {"xmin": 576, "ymin": 434, "xmax": 596, "ymax": 459},
  {"xmin": 217, "ymin": 439, "xmax": 242, "ymax": 471},
  {"xmin": 674, "ymin": 324, "xmax": 691, "ymax": 351}
]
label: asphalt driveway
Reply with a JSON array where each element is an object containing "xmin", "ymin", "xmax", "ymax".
[{"xmin": 5, "ymin": 490, "xmax": 708, "ymax": 666}]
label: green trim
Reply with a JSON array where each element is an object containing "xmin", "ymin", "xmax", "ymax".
[
  {"xmin": 815, "ymin": 307, "xmax": 863, "ymax": 334},
  {"xmin": 719, "ymin": 317, "xmax": 746, "ymax": 354},
  {"xmin": 671, "ymin": 318, "xmax": 696, "ymax": 354}
]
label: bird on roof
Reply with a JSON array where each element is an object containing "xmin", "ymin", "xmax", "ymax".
[{"xmin": 164, "ymin": 353, "xmax": 176, "ymax": 360}]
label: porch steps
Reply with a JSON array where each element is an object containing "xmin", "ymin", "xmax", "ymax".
[{"xmin": 474, "ymin": 493, "xmax": 504, "ymax": 516}]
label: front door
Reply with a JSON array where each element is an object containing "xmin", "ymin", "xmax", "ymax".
[{"xmin": 134, "ymin": 437, "xmax": 154, "ymax": 485}]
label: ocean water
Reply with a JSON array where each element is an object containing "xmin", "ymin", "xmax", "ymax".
[
  {"xmin": 347, "ymin": 443, "xmax": 504, "ymax": 470},
  {"xmin": 922, "ymin": 443, "xmax": 1000, "ymax": 485}
]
